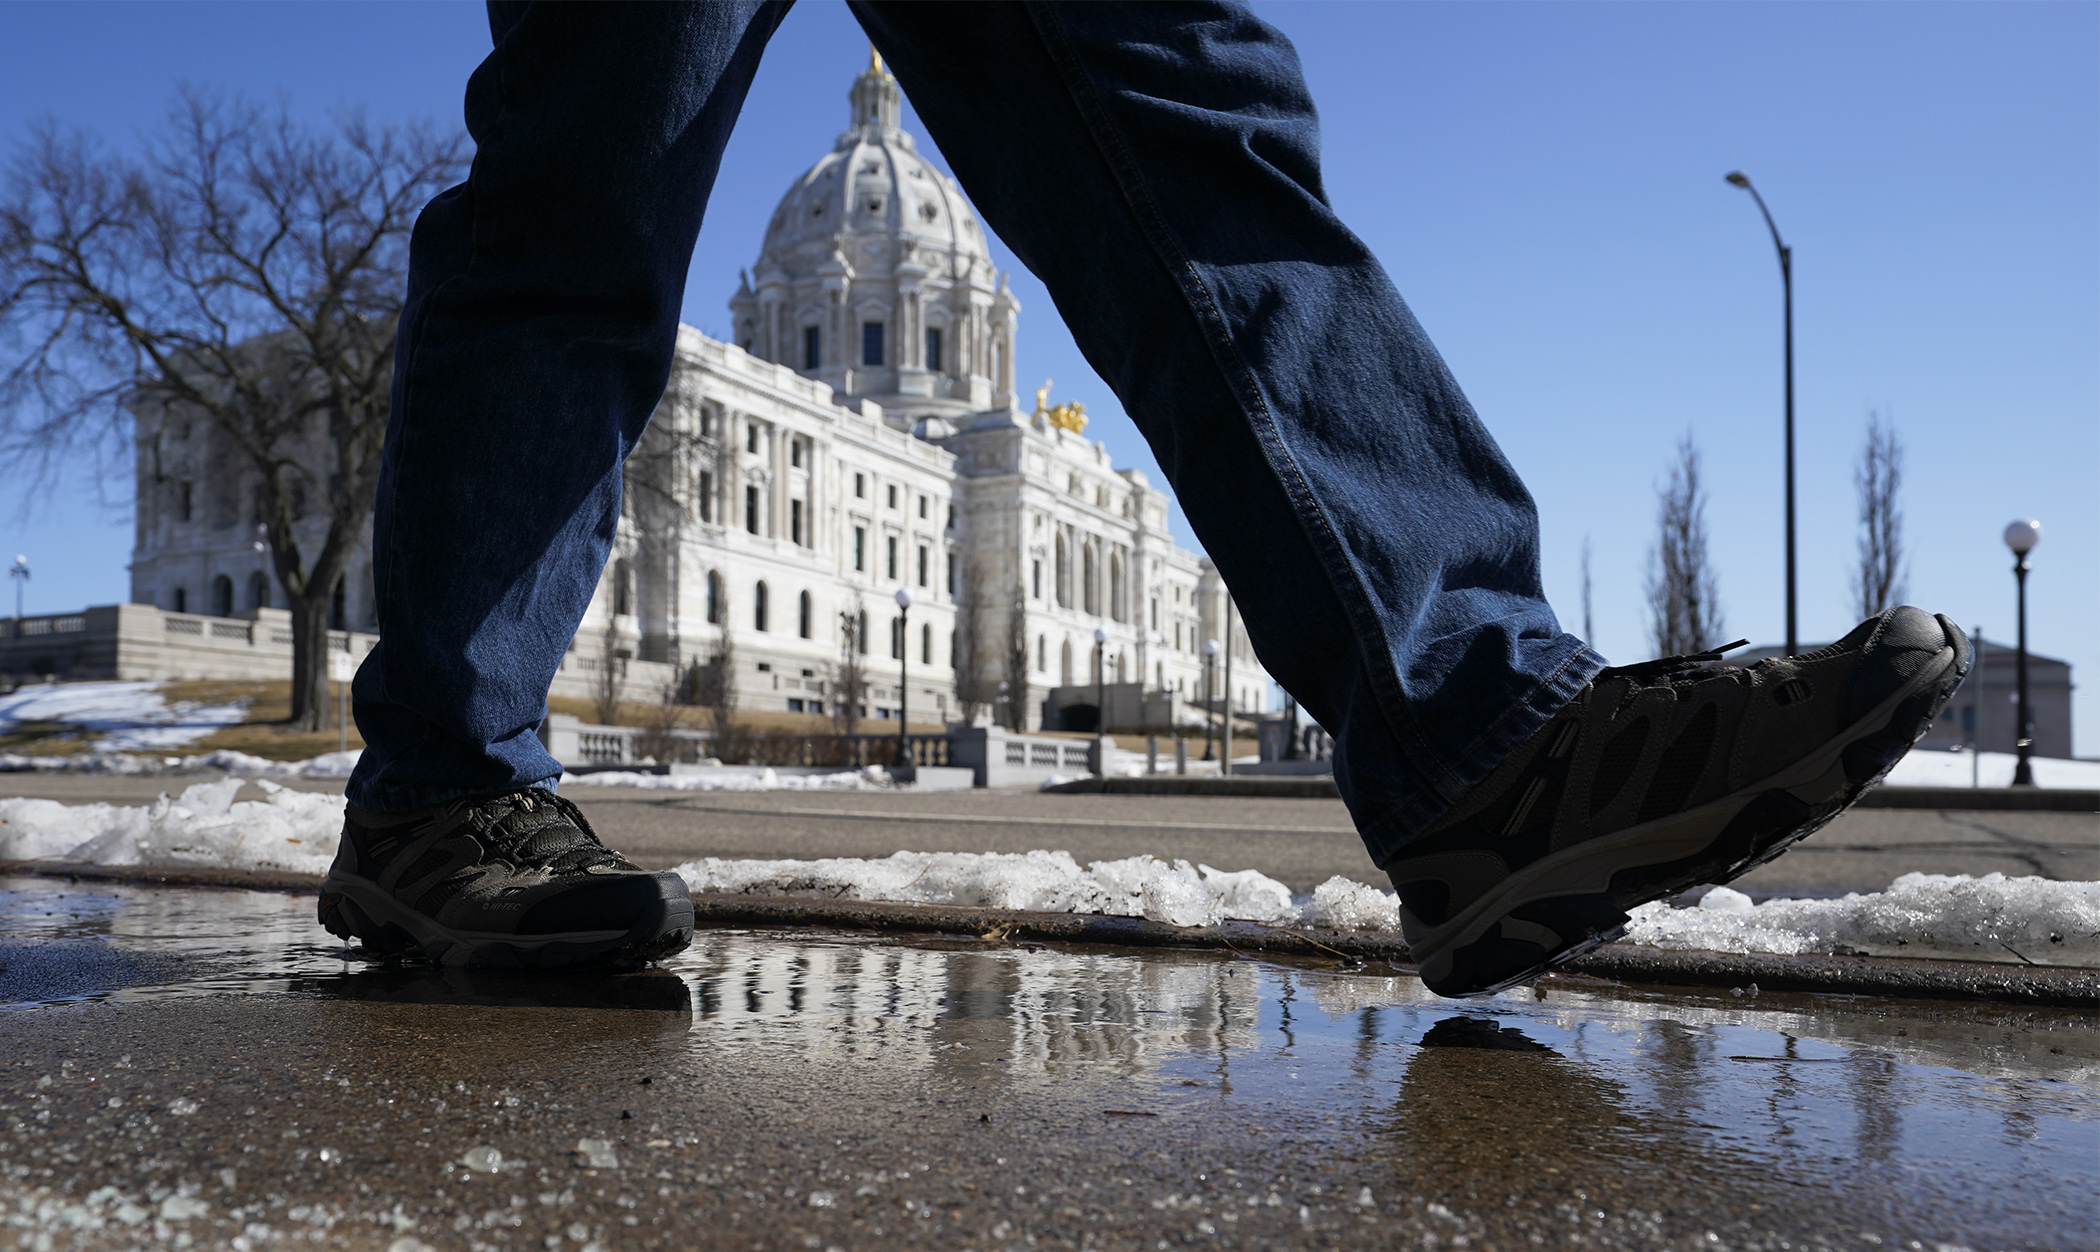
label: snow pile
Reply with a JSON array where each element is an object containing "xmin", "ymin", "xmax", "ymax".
[
  {"xmin": 677, "ymin": 850, "xmax": 1307, "ymax": 928},
  {"xmin": 1626, "ymin": 874, "xmax": 2100, "ymax": 966},
  {"xmin": 0, "ymin": 747, "xmax": 361, "ymax": 778},
  {"xmin": 1883, "ymin": 748, "xmax": 2100, "ymax": 790},
  {"xmin": 1307, "ymin": 876, "xmax": 1403, "ymax": 931},
  {"xmin": 0, "ymin": 680, "xmax": 249, "ymax": 752},
  {"xmin": 0, "ymin": 778, "xmax": 343, "ymax": 874},
  {"xmin": 561, "ymin": 765, "xmax": 891, "ymax": 792}
]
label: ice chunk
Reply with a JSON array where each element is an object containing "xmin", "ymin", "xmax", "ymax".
[
  {"xmin": 0, "ymin": 779, "xmax": 343, "ymax": 873},
  {"xmin": 1625, "ymin": 873, "xmax": 2100, "ymax": 965},
  {"xmin": 1197, "ymin": 865, "xmax": 1299, "ymax": 925},
  {"xmin": 461, "ymin": 1146, "xmax": 504, "ymax": 1173},
  {"xmin": 1307, "ymin": 876, "xmax": 1402, "ymax": 931},
  {"xmin": 574, "ymin": 1139, "xmax": 618, "ymax": 1170}
]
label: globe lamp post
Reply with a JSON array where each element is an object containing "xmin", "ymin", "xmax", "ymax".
[
  {"xmin": 8, "ymin": 556, "xmax": 26, "ymax": 633},
  {"xmin": 2003, "ymin": 520, "xmax": 2040, "ymax": 786},
  {"xmin": 1725, "ymin": 170, "xmax": 1797, "ymax": 656},
  {"xmin": 893, "ymin": 587, "xmax": 915, "ymax": 784}
]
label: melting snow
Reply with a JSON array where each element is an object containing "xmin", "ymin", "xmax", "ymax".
[
  {"xmin": 0, "ymin": 681, "xmax": 250, "ymax": 752},
  {"xmin": 1882, "ymin": 748, "xmax": 2100, "ymax": 790},
  {"xmin": 1628, "ymin": 875, "xmax": 2100, "ymax": 966},
  {"xmin": 0, "ymin": 778, "xmax": 340, "ymax": 874},
  {"xmin": 559, "ymin": 766, "xmax": 892, "ymax": 791}
]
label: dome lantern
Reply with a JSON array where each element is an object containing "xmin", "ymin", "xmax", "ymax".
[{"xmin": 849, "ymin": 49, "xmax": 902, "ymax": 137}]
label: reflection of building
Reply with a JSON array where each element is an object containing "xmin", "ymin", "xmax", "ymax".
[{"xmin": 119, "ymin": 54, "xmax": 1268, "ymax": 730}]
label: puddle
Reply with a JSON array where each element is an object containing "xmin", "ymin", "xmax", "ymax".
[{"xmin": 2, "ymin": 878, "xmax": 2095, "ymax": 1246}]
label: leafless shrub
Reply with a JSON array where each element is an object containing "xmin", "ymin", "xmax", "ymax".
[
  {"xmin": 1645, "ymin": 433, "xmax": 1725, "ymax": 655},
  {"xmin": 829, "ymin": 608, "xmax": 867, "ymax": 737},
  {"xmin": 1852, "ymin": 408, "xmax": 1907, "ymax": 619}
]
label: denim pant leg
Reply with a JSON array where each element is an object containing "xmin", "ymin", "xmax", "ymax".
[
  {"xmin": 346, "ymin": 1, "xmax": 792, "ymax": 812},
  {"xmin": 852, "ymin": 1, "xmax": 1603, "ymax": 865}
]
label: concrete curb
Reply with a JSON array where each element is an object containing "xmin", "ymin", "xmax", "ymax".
[
  {"xmin": 5, "ymin": 860, "xmax": 2089, "ymax": 1007},
  {"xmin": 1044, "ymin": 775, "xmax": 2100, "ymax": 812}
]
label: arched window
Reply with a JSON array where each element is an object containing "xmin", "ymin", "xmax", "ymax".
[
  {"xmin": 612, "ymin": 558, "xmax": 633, "ymax": 617},
  {"xmin": 1082, "ymin": 542, "xmax": 1099, "ymax": 616},
  {"xmin": 921, "ymin": 623, "xmax": 932, "ymax": 665},
  {"xmin": 753, "ymin": 581, "xmax": 769, "ymax": 632},
  {"xmin": 1109, "ymin": 553, "xmax": 1125, "ymax": 622},
  {"xmin": 210, "ymin": 575, "xmax": 234, "ymax": 618},
  {"xmin": 1054, "ymin": 534, "xmax": 1070, "ymax": 608},
  {"xmin": 1036, "ymin": 634, "xmax": 1046, "ymax": 672},
  {"xmin": 1060, "ymin": 638, "xmax": 1072, "ymax": 685},
  {"xmin": 248, "ymin": 572, "xmax": 270, "ymax": 611},
  {"xmin": 889, "ymin": 615, "xmax": 904, "ymax": 660},
  {"xmin": 706, "ymin": 570, "xmax": 724, "ymax": 625},
  {"xmin": 1116, "ymin": 651, "xmax": 1127, "ymax": 682},
  {"xmin": 798, "ymin": 590, "xmax": 812, "ymax": 639}
]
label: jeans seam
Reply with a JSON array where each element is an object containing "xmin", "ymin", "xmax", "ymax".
[{"xmin": 1022, "ymin": 1, "xmax": 1454, "ymax": 797}]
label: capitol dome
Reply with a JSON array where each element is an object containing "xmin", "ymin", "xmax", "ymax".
[{"xmin": 731, "ymin": 53, "xmax": 1019, "ymax": 425}]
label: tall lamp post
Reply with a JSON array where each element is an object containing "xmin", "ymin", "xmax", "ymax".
[
  {"xmin": 1725, "ymin": 170, "xmax": 1797, "ymax": 656},
  {"xmin": 893, "ymin": 587, "xmax": 915, "ymax": 784},
  {"xmin": 1201, "ymin": 639, "xmax": 1220, "ymax": 761},
  {"xmin": 2003, "ymin": 520, "xmax": 2040, "ymax": 786},
  {"xmin": 8, "ymin": 556, "xmax": 26, "ymax": 633}
]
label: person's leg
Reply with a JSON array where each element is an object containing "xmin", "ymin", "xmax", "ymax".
[
  {"xmin": 859, "ymin": 2, "xmax": 1969, "ymax": 997},
  {"xmin": 323, "ymin": 1, "xmax": 790, "ymax": 970},
  {"xmin": 851, "ymin": 1, "xmax": 1599, "ymax": 867},
  {"xmin": 347, "ymin": 0, "xmax": 792, "ymax": 813}
]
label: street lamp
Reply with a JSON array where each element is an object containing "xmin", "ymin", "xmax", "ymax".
[
  {"xmin": 893, "ymin": 587, "xmax": 915, "ymax": 784},
  {"xmin": 2004, "ymin": 520, "xmax": 2041, "ymax": 786},
  {"xmin": 8, "ymin": 556, "xmax": 26, "ymax": 633},
  {"xmin": 1201, "ymin": 638, "xmax": 1220, "ymax": 761},
  {"xmin": 1725, "ymin": 170, "xmax": 1797, "ymax": 656},
  {"xmin": 1092, "ymin": 625, "xmax": 1109, "ymax": 774}
]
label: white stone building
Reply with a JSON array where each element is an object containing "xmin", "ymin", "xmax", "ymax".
[{"xmin": 125, "ymin": 55, "xmax": 1266, "ymax": 731}]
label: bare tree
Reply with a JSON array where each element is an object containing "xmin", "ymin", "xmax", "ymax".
[
  {"xmin": 0, "ymin": 89, "xmax": 463, "ymax": 729},
  {"xmin": 1852, "ymin": 408, "xmax": 1907, "ymax": 620},
  {"xmin": 592, "ymin": 612, "xmax": 626, "ymax": 727},
  {"xmin": 1645, "ymin": 433, "xmax": 1725, "ymax": 655},
  {"xmin": 1580, "ymin": 533, "xmax": 1595, "ymax": 644},
  {"xmin": 829, "ymin": 608, "xmax": 867, "ymax": 737},
  {"xmin": 1002, "ymin": 598, "xmax": 1031, "ymax": 731},
  {"xmin": 950, "ymin": 557, "xmax": 998, "ymax": 725}
]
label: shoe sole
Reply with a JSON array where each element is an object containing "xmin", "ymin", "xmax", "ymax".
[
  {"xmin": 1409, "ymin": 616, "xmax": 1970, "ymax": 997},
  {"xmin": 318, "ymin": 870, "xmax": 696, "ymax": 970}
]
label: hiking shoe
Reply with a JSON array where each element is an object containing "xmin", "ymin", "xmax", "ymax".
[
  {"xmin": 1387, "ymin": 606, "xmax": 1970, "ymax": 998},
  {"xmin": 318, "ymin": 787, "xmax": 694, "ymax": 969}
]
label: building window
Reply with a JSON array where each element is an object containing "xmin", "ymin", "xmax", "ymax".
[
  {"xmin": 925, "ymin": 326, "xmax": 942, "ymax": 372},
  {"xmin": 754, "ymin": 581, "xmax": 769, "ymax": 632},
  {"xmin": 862, "ymin": 322, "xmax": 884, "ymax": 367},
  {"xmin": 887, "ymin": 484, "xmax": 898, "ymax": 510},
  {"xmin": 1109, "ymin": 552, "xmax": 1125, "ymax": 622},
  {"xmin": 1082, "ymin": 542, "xmax": 1099, "ymax": 616},
  {"xmin": 248, "ymin": 572, "xmax": 270, "ymax": 611},
  {"xmin": 921, "ymin": 623, "xmax": 932, "ymax": 665},
  {"xmin": 699, "ymin": 406, "xmax": 715, "ymax": 439},
  {"xmin": 1032, "ymin": 560, "xmax": 1041, "ymax": 600},
  {"xmin": 173, "ymin": 587, "xmax": 187, "ymax": 613},
  {"xmin": 707, "ymin": 570, "xmax": 724, "ymax": 624},
  {"xmin": 1060, "ymin": 638, "xmax": 1072, "ymax": 685},
  {"xmin": 745, "ymin": 486, "xmax": 760, "ymax": 534},
  {"xmin": 917, "ymin": 495, "xmax": 928, "ymax": 519},
  {"xmin": 211, "ymin": 575, "xmax": 234, "ymax": 618},
  {"xmin": 697, "ymin": 470, "xmax": 713, "ymax": 522},
  {"xmin": 946, "ymin": 505, "xmax": 955, "ymax": 531},
  {"xmin": 890, "ymin": 616, "xmax": 904, "ymax": 660},
  {"xmin": 853, "ymin": 527, "xmax": 866, "ymax": 572},
  {"xmin": 803, "ymin": 327, "xmax": 820, "ymax": 370},
  {"xmin": 798, "ymin": 590, "xmax": 812, "ymax": 639},
  {"xmin": 916, "ymin": 544, "xmax": 928, "ymax": 587},
  {"xmin": 946, "ymin": 552, "xmax": 956, "ymax": 595},
  {"xmin": 1054, "ymin": 535, "xmax": 1069, "ymax": 608},
  {"xmin": 791, "ymin": 499, "xmax": 804, "ymax": 546},
  {"xmin": 1150, "ymin": 598, "xmax": 1159, "ymax": 630},
  {"xmin": 178, "ymin": 482, "xmax": 194, "ymax": 523},
  {"xmin": 886, "ymin": 535, "xmax": 898, "ymax": 580},
  {"xmin": 854, "ymin": 472, "xmax": 865, "ymax": 498},
  {"xmin": 857, "ymin": 609, "xmax": 869, "ymax": 655},
  {"xmin": 790, "ymin": 439, "xmax": 803, "ymax": 469},
  {"xmin": 611, "ymin": 559, "xmax": 633, "ymax": 616},
  {"xmin": 1037, "ymin": 635, "xmax": 1046, "ymax": 672}
]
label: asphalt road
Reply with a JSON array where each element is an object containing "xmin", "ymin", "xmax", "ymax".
[
  {"xmin": 4, "ymin": 773, "xmax": 2091, "ymax": 896},
  {"xmin": 1, "ymin": 881, "xmax": 2093, "ymax": 1251}
]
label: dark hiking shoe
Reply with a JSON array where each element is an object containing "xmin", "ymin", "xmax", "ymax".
[
  {"xmin": 318, "ymin": 787, "xmax": 694, "ymax": 969},
  {"xmin": 1387, "ymin": 606, "xmax": 1970, "ymax": 998}
]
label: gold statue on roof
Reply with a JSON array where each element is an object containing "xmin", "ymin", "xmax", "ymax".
[{"xmin": 1032, "ymin": 379, "xmax": 1087, "ymax": 433}]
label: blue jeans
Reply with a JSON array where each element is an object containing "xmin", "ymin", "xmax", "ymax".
[{"xmin": 347, "ymin": 0, "xmax": 1603, "ymax": 869}]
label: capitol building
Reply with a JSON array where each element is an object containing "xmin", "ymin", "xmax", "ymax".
[{"xmin": 124, "ymin": 55, "xmax": 1267, "ymax": 732}]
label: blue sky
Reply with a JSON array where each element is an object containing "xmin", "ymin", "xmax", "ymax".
[{"xmin": 2, "ymin": 2, "xmax": 2094, "ymax": 749}]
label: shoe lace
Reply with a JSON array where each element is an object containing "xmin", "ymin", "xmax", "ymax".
[
  {"xmin": 461, "ymin": 789, "xmax": 624, "ymax": 874},
  {"xmin": 1600, "ymin": 638, "xmax": 1751, "ymax": 687}
]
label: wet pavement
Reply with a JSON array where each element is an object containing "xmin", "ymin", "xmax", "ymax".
[{"xmin": 1, "ymin": 879, "xmax": 2096, "ymax": 1251}]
